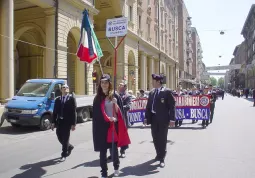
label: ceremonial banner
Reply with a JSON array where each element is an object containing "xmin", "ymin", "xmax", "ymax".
[
  {"xmin": 127, "ymin": 98, "xmax": 147, "ymax": 124},
  {"xmin": 175, "ymin": 95, "xmax": 211, "ymax": 120},
  {"xmin": 127, "ymin": 95, "xmax": 211, "ymax": 124}
]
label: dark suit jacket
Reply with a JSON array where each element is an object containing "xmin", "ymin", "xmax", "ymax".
[
  {"xmin": 145, "ymin": 87, "xmax": 176, "ymax": 125},
  {"xmin": 53, "ymin": 94, "xmax": 77, "ymax": 126},
  {"xmin": 92, "ymin": 93, "xmax": 124, "ymax": 152},
  {"xmin": 119, "ymin": 92, "xmax": 132, "ymax": 125}
]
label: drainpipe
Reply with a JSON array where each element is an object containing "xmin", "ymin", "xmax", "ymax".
[
  {"xmin": 158, "ymin": 1, "xmax": 161, "ymax": 74},
  {"xmin": 54, "ymin": 0, "xmax": 59, "ymax": 78}
]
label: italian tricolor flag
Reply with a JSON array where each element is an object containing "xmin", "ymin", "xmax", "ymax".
[{"xmin": 77, "ymin": 10, "xmax": 103, "ymax": 63}]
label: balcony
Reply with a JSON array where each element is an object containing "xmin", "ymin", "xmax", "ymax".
[
  {"xmin": 147, "ymin": 6, "xmax": 152, "ymax": 15},
  {"xmin": 147, "ymin": 36, "xmax": 152, "ymax": 42},
  {"xmin": 154, "ymin": 17, "xmax": 159, "ymax": 24},
  {"xmin": 186, "ymin": 19, "xmax": 192, "ymax": 27},
  {"xmin": 186, "ymin": 28, "xmax": 192, "ymax": 34},
  {"xmin": 187, "ymin": 47, "xmax": 193, "ymax": 53},
  {"xmin": 137, "ymin": 6, "xmax": 144, "ymax": 14},
  {"xmin": 187, "ymin": 37, "xmax": 193, "ymax": 44}
]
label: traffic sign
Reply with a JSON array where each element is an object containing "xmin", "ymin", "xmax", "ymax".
[{"xmin": 106, "ymin": 17, "xmax": 128, "ymax": 38}]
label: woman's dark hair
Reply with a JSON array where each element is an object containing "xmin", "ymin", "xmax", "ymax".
[{"xmin": 96, "ymin": 80, "xmax": 114, "ymax": 102}]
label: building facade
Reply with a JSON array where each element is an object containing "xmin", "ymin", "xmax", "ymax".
[
  {"xmin": 0, "ymin": 0, "xmax": 98, "ymax": 102},
  {"xmin": 0, "ymin": 0, "xmax": 199, "ymax": 101},
  {"xmin": 241, "ymin": 4, "xmax": 255, "ymax": 89},
  {"xmin": 233, "ymin": 42, "xmax": 247, "ymax": 88},
  {"xmin": 191, "ymin": 27, "xmax": 203, "ymax": 87},
  {"xmin": 177, "ymin": 0, "xmax": 193, "ymax": 88},
  {"xmin": 93, "ymin": 0, "xmax": 180, "ymax": 94}
]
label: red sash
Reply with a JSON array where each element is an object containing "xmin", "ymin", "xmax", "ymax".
[{"xmin": 100, "ymin": 99, "xmax": 131, "ymax": 147}]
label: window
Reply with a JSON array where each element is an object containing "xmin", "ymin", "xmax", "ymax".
[
  {"xmin": 169, "ymin": 21, "xmax": 171, "ymax": 34},
  {"xmin": 17, "ymin": 82, "xmax": 51, "ymax": 97},
  {"xmin": 165, "ymin": 15, "xmax": 167, "ymax": 28},
  {"xmin": 155, "ymin": 29, "xmax": 158, "ymax": 43},
  {"xmin": 161, "ymin": 34, "xmax": 163, "ymax": 46},
  {"xmin": 161, "ymin": 11, "xmax": 163, "ymax": 25},
  {"xmin": 138, "ymin": 15, "xmax": 141, "ymax": 29},
  {"xmin": 165, "ymin": 38, "xmax": 167, "ymax": 50},
  {"xmin": 170, "ymin": 40, "xmax": 172, "ymax": 54},
  {"xmin": 155, "ymin": 5, "xmax": 158, "ymax": 19},
  {"xmin": 53, "ymin": 84, "xmax": 62, "ymax": 98},
  {"xmin": 147, "ymin": 0, "xmax": 150, "ymax": 5},
  {"xmin": 106, "ymin": 58, "xmax": 112, "ymax": 67},
  {"xmin": 128, "ymin": 6, "xmax": 133, "ymax": 21}
]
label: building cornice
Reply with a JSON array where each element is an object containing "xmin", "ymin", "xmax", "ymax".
[{"xmin": 241, "ymin": 4, "xmax": 255, "ymax": 35}]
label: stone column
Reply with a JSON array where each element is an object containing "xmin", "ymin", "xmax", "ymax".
[
  {"xmin": 140, "ymin": 52, "xmax": 147, "ymax": 90},
  {"xmin": 170, "ymin": 65, "xmax": 175, "ymax": 89},
  {"xmin": 1, "ymin": 0, "xmax": 14, "ymax": 100},
  {"xmin": 44, "ymin": 8, "xmax": 55, "ymax": 78},
  {"xmin": 148, "ymin": 57, "xmax": 155, "ymax": 90},
  {"xmin": 166, "ymin": 65, "xmax": 170, "ymax": 88}
]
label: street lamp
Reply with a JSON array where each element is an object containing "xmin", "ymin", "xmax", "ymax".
[{"xmin": 220, "ymin": 31, "xmax": 225, "ymax": 35}]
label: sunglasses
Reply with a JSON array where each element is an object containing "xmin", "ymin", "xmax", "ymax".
[{"xmin": 62, "ymin": 86, "xmax": 69, "ymax": 89}]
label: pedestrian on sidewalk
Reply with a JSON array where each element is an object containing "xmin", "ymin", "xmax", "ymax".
[
  {"xmin": 92, "ymin": 74, "xmax": 131, "ymax": 178},
  {"xmin": 51, "ymin": 84, "xmax": 77, "ymax": 162},
  {"xmin": 145, "ymin": 74, "xmax": 176, "ymax": 168}
]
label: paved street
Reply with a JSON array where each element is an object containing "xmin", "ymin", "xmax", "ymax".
[{"xmin": 0, "ymin": 95, "xmax": 255, "ymax": 178}]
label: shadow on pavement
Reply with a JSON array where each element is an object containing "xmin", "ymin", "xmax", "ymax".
[
  {"xmin": 72, "ymin": 159, "xmax": 100, "ymax": 169},
  {"xmin": 170, "ymin": 126, "xmax": 205, "ymax": 130},
  {"xmin": 119, "ymin": 159, "xmax": 159, "ymax": 177},
  {"xmin": 128, "ymin": 125, "xmax": 150, "ymax": 129},
  {"xmin": 244, "ymin": 98, "xmax": 254, "ymax": 102},
  {"xmin": 11, "ymin": 157, "xmax": 61, "ymax": 178},
  {"xmin": 0, "ymin": 126, "xmax": 40, "ymax": 135},
  {"xmin": 149, "ymin": 140, "xmax": 175, "ymax": 145}
]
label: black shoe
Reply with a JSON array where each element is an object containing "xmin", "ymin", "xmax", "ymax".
[
  {"xmin": 66, "ymin": 146, "xmax": 74, "ymax": 157},
  {"xmin": 107, "ymin": 155, "xmax": 112, "ymax": 160}
]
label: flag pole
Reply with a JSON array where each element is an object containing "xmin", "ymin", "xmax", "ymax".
[{"xmin": 98, "ymin": 57, "xmax": 104, "ymax": 75}]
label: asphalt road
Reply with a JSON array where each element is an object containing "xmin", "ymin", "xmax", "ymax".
[{"xmin": 0, "ymin": 95, "xmax": 255, "ymax": 178}]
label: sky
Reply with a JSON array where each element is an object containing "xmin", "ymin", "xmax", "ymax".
[{"xmin": 184, "ymin": 0, "xmax": 254, "ymax": 79}]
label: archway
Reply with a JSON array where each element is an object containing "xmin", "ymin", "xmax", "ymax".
[
  {"xmin": 15, "ymin": 27, "xmax": 45, "ymax": 90},
  {"xmin": 128, "ymin": 51, "xmax": 135, "ymax": 93},
  {"xmin": 67, "ymin": 28, "xmax": 85, "ymax": 94}
]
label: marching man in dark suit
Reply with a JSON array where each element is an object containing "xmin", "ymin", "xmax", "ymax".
[
  {"xmin": 51, "ymin": 84, "xmax": 77, "ymax": 162},
  {"xmin": 145, "ymin": 74, "xmax": 176, "ymax": 167}
]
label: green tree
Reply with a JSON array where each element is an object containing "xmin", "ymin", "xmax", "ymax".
[
  {"xmin": 209, "ymin": 77, "xmax": 217, "ymax": 86},
  {"xmin": 218, "ymin": 77, "xmax": 224, "ymax": 88}
]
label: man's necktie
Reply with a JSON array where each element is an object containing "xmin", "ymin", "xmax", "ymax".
[
  {"xmin": 152, "ymin": 89, "xmax": 159, "ymax": 113},
  {"xmin": 61, "ymin": 96, "xmax": 65, "ymax": 117}
]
